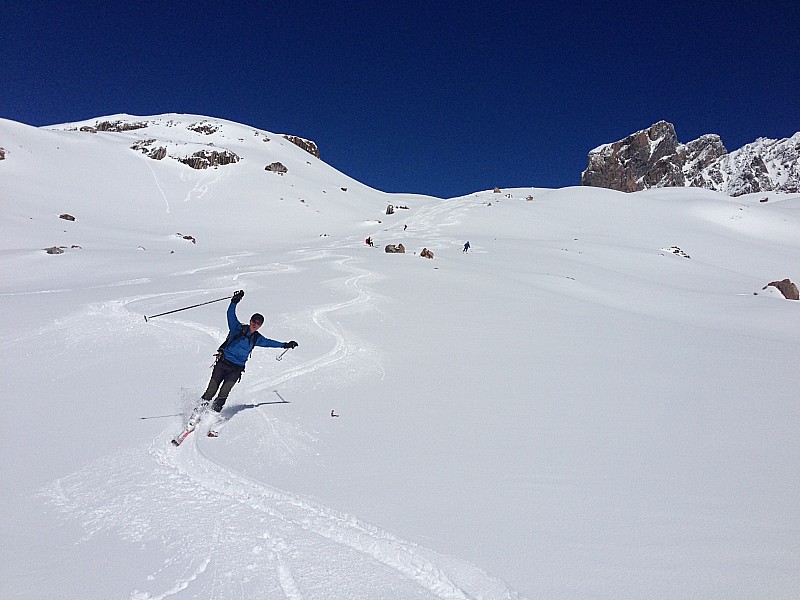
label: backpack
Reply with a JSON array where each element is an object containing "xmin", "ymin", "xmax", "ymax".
[{"xmin": 216, "ymin": 324, "xmax": 261, "ymax": 367}]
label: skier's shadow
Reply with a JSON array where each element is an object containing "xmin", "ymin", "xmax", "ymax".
[{"xmin": 224, "ymin": 398, "xmax": 290, "ymax": 419}]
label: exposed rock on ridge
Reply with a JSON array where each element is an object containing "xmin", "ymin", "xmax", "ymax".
[
  {"xmin": 178, "ymin": 149, "xmax": 240, "ymax": 170},
  {"xmin": 187, "ymin": 121, "xmax": 219, "ymax": 135},
  {"xmin": 131, "ymin": 139, "xmax": 167, "ymax": 160},
  {"xmin": 69, "ymin": 116, "xmax": 320, "ymax": 169},
  {"xmin": 696, "ymin": 135, "xmax": 800, "ymax": 196},
  {"xmin": 95, "ymin": 120, "xmax": 149, "ymax": 132},
  {"xmin": 283, "ymin": 135, "xmax": 320, "ymax": 158},
  {"xmin": 581, "ymin": 122, "xmax": 799, "ymax": 196}
]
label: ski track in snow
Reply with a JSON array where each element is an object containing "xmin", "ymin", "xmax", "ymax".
[
  {"xmin": 155, "ymin": 430, "xmax": 482, "ymax": 600},
  {"xmin": 42, "ymin": 432, "xmax": 507, "ymax": 599},
  {"xmin": 144, "ymin": 158, "xmax": 171, "ymax": 214},
  {"xmin": 401, "ymin": 196, "xmax": 475, "ymax": 249},
  {"xmin": 179, "ymin": 160, "xmax": 228, "ymax": 204},
  {"xmin": 41, "ymin": 221, "xmax": 522, "ymax": 600},
  {"xmin": 250, "ymin": 252, "xmax": 382, "ymax": 394}
]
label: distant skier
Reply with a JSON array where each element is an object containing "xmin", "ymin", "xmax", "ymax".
[
  {"xmin": 190, "ymin": 290, "xmax": 298, "ymax": 430},
  {"xmin": 463, "ymin": 241, "xmax": 470, "ymax": 253},
  {"xmin": 366, "ymin": 236, "xmax": 374, "ymax": 247}
]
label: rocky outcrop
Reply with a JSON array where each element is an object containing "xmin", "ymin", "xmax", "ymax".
[
  {"xmin": 95, "ymin": 120, "xmax": 149, "ymax": 132},
  {"xmin": 385, "ymin": 244, "xmax": 406, "ymax": 253},
  {"xmin": 188, "ymin": 121, "xmax": 219, "ymax": 135},
  {"xmin": 581, "ymin": 122, "xmax": 799, "ymax": 196},
  {"xmin": 283, "ymin": 135, "xmax": 320, "ymax": 158},
  {"xmin": 420, "ymin": 248, "xmax": 434, "ymax": 259},
  {"xmin": 59, "ymin": 213, "xmax": 76, "ymax": 221},
  {"xmin": 582, "ymin": 122, "xmax": 688, "ymax": 192},
  {"xmin": 126, "ymin": 132, "xmax": 242, "ymax": 168},
  {"xmin": 700, "ymin": 134, "xmax": 800, "ymax": 195},
  {"xmin": 131, "ymin": 139, "xmax": 167, "ymax": 160},
  {"xmin": 0, "ymin": 147, "xmax": 5, "ymax": 160},
  {"xmin": 662, "ymin": 246, "xmax": 690, "ymax": 259},
  {"xmin": 265, "ymin": 162, "xmax": 288, "ymax": 174},
  {"xmin": 146, "ymin": 146, "xmax": 167, "ymax": 160},
  {"xmin": 178, "ymin": 149, "xmax": 240, "ymax": 169},
  {"xmin": 682, "ymin": 134, "xmax": 728, "ymax": 186},
  {"xmin": 764, "ymin": 279, "xmax": 799, "ymax": 300}
]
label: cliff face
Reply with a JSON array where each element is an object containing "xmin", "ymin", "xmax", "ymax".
[
  {"xmin": 693, "ymin": 134, "xmax": 800, "ymax": 196},
  {"xmin": 581, "ymin": 121, "xmax": 687, "ymax": 192},
  {"xmin": 581, "ymin": 122, "xmax": 799, "ymax": 196}
]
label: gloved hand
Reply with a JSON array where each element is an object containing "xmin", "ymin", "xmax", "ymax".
[
  {"xmin": 231, "ymin": 290, "xmax": 244, "ymax": 304},
  {"xmin": 284, "ymin": 340, "xmax": 298, "ymax": 349}
]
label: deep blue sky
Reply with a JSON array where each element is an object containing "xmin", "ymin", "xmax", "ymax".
[{"xmin": 2, "ymin": 0, "xmax": 798, "ymax": 198}]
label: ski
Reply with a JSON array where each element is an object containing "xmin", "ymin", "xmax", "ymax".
[
  {"xmin": 171, "ymin": 403, "xmax": 227, "ymax": 445},
  {"xmin": 171, "ymin": 428, "xmax": 194, "ymax": 446},
  {"xmin": 171, "ymin": 403, "xmax": 207, "ymax": 447}
]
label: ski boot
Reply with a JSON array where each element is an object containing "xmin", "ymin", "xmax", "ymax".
[
  {"xmin": 186, "ymin": 401, "xmax": 209, "ymax": 429},
  {"xmin": 206, "ymin": 409, "xmax": 224, "ymax": 438},
  {"xmin": 171, "ymin": 402, "xmax": 209, "ymax": 447}
]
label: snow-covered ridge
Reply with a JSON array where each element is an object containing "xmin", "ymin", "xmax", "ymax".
[
  {"xmin": 48, "ymin": 113, "xmax": 319, "ymax": 170},
  {"xmin": 0, "ymin": 112, "xmax": 423, "ymax": 257},
  {"xmin": 695, "ymin": 132, "xmax": 800, "ymax": 195}
]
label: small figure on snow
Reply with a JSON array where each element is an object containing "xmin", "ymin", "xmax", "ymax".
[
  {"xmin": 330, "ymin": 409, "xmax": 339, "ymax": 417},
  {"xmin": 191, "ymin": 290, "xmax": 297, "ymax": 430},
  {"xmin": 463, "ymin": 241, "xmax": 470, "ymax": 253},
  {"xmin": 366, "ymin": 236, "xmax": 374, "ymax": 247}
]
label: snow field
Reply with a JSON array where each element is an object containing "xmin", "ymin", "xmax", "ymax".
[{"xmin": 2, "ymin": 115, "xmax": 799, "ymax": 599}]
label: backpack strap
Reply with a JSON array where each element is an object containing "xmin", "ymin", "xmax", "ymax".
[
  {"xmin": 218, "ymin": 324, "xmax": 249, "ymax": 353},
  {"xmin": 216, "ymin": 325, "xmax": 260, "ymax": 364},
  {"xmin": 247, "ymin": 331, "xmax": 262, "ymax": 359}
]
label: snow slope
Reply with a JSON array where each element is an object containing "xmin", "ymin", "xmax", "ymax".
[{"xmin": 1, "ymin": 115, "xmax": 799, "ymax": 599}]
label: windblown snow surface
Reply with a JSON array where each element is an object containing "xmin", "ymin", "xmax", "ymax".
[{"xmin": 1, "ymin": 115, "xmax": 799, "ymax": 599}]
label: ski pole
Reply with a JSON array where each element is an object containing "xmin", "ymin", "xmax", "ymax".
[
  {"xmin": 276, "ymin": 348, "xmax": 290, "ymax": 361},
  {"xmin": 139, "ymin": 413, "xmax": 182, "ymax": 420},
  {"xmin": 144, "ymin": 295, "xmax": 232, "ymax": 322}
]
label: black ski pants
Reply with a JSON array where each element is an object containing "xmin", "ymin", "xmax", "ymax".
[{"xmin": 201, "ymin": 359, "xmax": 244, "ymax": 412}]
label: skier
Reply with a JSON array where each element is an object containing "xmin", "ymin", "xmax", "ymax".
[
  {"xmin": 463, "ymin": 241, "xmax": 470, "ymax": 253},
  {"xmin": 366, "ymin": 236, "xmax": 374, "ymax": 247},
  {"xmin": 185, "ymin": 290, "xmax": 297, "ymax": 436}
]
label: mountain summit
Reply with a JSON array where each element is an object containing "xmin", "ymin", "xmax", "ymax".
[{"xmin": 581, "ymin": 121, "xmax": 799, "ymax": 196}]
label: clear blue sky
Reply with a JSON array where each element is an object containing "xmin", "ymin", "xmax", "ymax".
[{"xmin": 2, "ymin": 0, "xmax": 798, "ymax": 198}]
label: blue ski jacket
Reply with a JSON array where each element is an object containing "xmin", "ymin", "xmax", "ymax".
[{"xmin": 222, "ymin": 302, "xmax": 284, "ymax": 366}]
